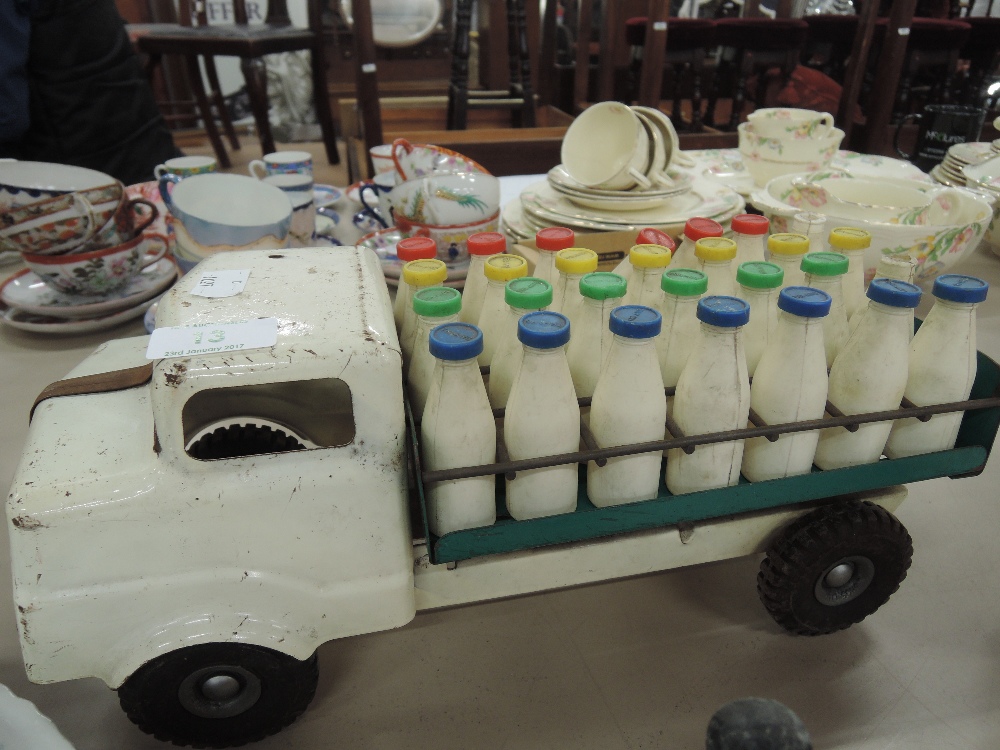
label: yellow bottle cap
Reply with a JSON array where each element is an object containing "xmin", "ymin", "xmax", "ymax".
[
  {"xmin": 828, "ymin": 227, "xmax": 872, "ymax": 251},
  {"xmin": 629, "ymin": 244, "xmax": 672, "ymax": 269},
  {"xmin": 484, "ymin": 254, "xmax": 528, "ymax": 282},
  {"xmin": 694, "ymin": 237, "xmax": 737, "ymax": 262},
  {"xmin": 402, "ymin": 258, "xmax": 448, "ymax": 287},
  {"xmin": 767, "ymin": 233, "xmax": 810, "ymax": 256},
  {"xmin": 554, "ymin": 247, "xmax": 599, "ymax": 275}
]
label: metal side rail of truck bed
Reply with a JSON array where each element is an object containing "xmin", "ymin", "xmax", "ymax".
[{"xmin": 409, "ymin": 348, "xmax": 1000, "ymax": 566}]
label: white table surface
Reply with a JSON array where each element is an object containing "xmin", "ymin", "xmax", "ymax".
[{"xmin": 1, "ymin": 212, "xmax": 1000, "ymax": 750}]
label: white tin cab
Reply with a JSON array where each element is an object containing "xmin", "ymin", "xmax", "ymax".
[{"xmin": 7, "ymin": 248, "xmax": 415, "ymax": 696}]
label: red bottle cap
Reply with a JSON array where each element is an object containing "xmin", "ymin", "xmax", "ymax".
[
  {"xmin": 396, "ymin": 237, "xmax": 437, "ymax": 261},
  {"xmin": 635, "ymin": 227, "xmax": 677, "ymax": 251},
  {"xmin": 730, "ymin": 214, "xmax": 770, "ymax": 236},
  {"xmin": 467, "ymin": 232, "xmax": 507, "ymax": 255},
  {"xmin": 535, "ymin": 226, "xmax": 575, "ymax": 252},
  {"xmin": 683, "ymin": 217, "xmax": 724, "ymax": 242}
]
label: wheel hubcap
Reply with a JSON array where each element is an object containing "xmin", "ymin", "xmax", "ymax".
[
  {"xmin": 178, "ymin": 665, "xmax": 262, "ymax": 719},
  {"xmin": 814, "ymin": 555, "xmax": 875, "ymax": 606}
]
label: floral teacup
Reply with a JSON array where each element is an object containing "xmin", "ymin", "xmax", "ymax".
[
  {"xmin": 0, "ymin": 192, "xmax": 98, "ymax": 255},
  {"xmin": 746, "ymin": 108, "xmax": 835, "ymax": 139},
  {"xmin": 393, "ymin": 210, "xmax": 501, "ymax": 266},
  {"xmin": 388, "ymin": 172, "xmax": 500, "ymax": 228},
  {"xmin": 22, "ymin": 233, "xmax": 167, "ymax": 295},
  {"xmin": 390, "ymin": 138, "xmax": 491, "ymax": 182}
]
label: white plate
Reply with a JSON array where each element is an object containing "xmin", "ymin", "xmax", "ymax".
[
  {"xmin": 313, "ymin": 184, "xmax": 344, "ymax": 207},
  {"xmin": 547, "ymin": 165, "xmax": 694, "ymax": 199},
  {"xmin": 357, "ymin": 226, "xmax": 469, "ymax": 287},
  {"xmin": 0, "ymin": 258, "xmax": 177, "ymax": 319},
  {"xmin": 2, "ymin": 293, "xmax": 161, "ymax": 334},
  {"xmin": 520, "ymin": 178, "xmax": 743, "ymax": 233},
  {"xmin": 945, "ymin": 141, "xmax": 996, "ymax": 166}
]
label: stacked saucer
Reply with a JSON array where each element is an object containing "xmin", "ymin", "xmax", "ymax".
[
  {"xmin": 930, "ymin": 141, "xmax": 997, "ymax": 186},
  {"xmin": 0, "ymin": 255, "xmax": 176, "ymax": 334}
]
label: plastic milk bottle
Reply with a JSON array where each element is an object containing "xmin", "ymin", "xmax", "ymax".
[
  {"xmin": 588, "ymin": 306, "xmax": 667, "ymax": 507},
  {"xmin": 612, "ymin": 228, "xmax": 676, "ymax": 278},
  {"xmin": 735, "ymin": 261, "xmax": 783, "ymax": 377},
  {"xmin": 670, "ymin": 217, "xmax": 724, "ymax": 270},
  {"xmin": 657, "ymin": 269, "xmax": 708, "ymax": 391},
  {"xmin": 886, "ymin": 274, "xmax": 989, "ymax": 458},
  {"xmin": 400, "ymin": 259, "xmax": 448, "ymax": 362},
  {"xmin": 504, "ymin": 312, "xmax": 581, "ymax": 520},
  {"xmin": 476, "ymin": 254, "xmax": 528, "ymax": 366},
  {"xmin": 552, "ymin": 247, "xmax": 599, "ymax": 315},
  {"xmin": 802, "ymin": 251, "xmax": 850, "ymax": 368},
  {"xmin": 767, "ymin": 233, "xmax": 810, "ymax": 289},
  {"xmin": 407, "ymin": 287, "xmax": 463, "ymax": 419},
  {"xmin": 488, "ymin": 277, "xmax": 555, "ymax": 409},
  {"xmin": 533, "ymin": 226, "xmax": 575, "ymax": 286},
  {"xmin": 567, "ymin": 272, "xmax": 628, "ymax": 398},
  {"xmin": 460, "ymin": 231, "xmax": 507, "ymax": 324},
  {"xmin": 791, "ymin": 211, "xmax": 828, "ymax": 253},
  {"xmin": 422, "ymin": 323, "xmax": 497, "ymax": 536},
  {"xmin": 731, "ymin": 214, "xmax": 770, "ymax": 274},
  {"xmin": 849, "ymin": 253, "xmax": 918, "ymax": 335},
  {"xmin": 828, "ymin": 227, "xmax": 871, "ymax": 320},
  {"xmin": 392, "ymin": 237, "xmax": 438, "ymax": 329},
  {"xmin": 667, "ymin": 296, "xmax": 751, "ymax": 494},
  {"xmin": 622, "ymin": 244, "xmax": 673, "ymax": 307},
  {"xmin": 696, "ymin": 237, "xmax": 738, "ymax": 297},
  {"xmin": 814, "ymin": 279, "xmax": 922, "ymax": 469},
  {"xmin": 742, "ymin": 287, "xmax": 832, "ymax": 481}
]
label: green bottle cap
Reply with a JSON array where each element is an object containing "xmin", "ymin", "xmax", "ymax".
[
  {"xmin": 661, "ymin": 268, "xmax": 708, "ymax": 297},
  {"xmin": 736, "ymin": 261, "xmax": 784, "ymax": 290},
  {"xmin": 580, "ymin": 272, "xmax": 628, "ymax": 301},
  {"xmin": 505, "ymin": 276, "xmax": 553, "ymax": 310},
  {"xmin": 412, "ymin": 286, "xmax": 462, "ymax": 317},
  {"xmin": 801, "ymin": 251, "xmax": 849, "ymax": 277}
]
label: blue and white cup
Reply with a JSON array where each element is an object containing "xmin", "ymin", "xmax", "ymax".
[
  {"xmin": 262, "ymin": 174, "xmax": 315, "ymax": 248},
  {"xmin": 357, "ymin": 171, "xmax": 396, "ymax": 229},
  {"xmin": 248, "ymin": 150, "xmax": 313, "ymax": 180},
  {"xmin": 158, "ymin": 173, "xmax": 291, "ymax": 262}
]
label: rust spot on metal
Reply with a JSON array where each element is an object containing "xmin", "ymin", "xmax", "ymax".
[
  {"xmin": 153, "ymin": 427, "xmax": 161, "ymax": 455},
  {"xmin": 164, "ymin": 362, "xmax": 187, "ymax": 387},
  {"xmin": 12, "ymin": 516, "xmax": 45, "ymax": 531}
]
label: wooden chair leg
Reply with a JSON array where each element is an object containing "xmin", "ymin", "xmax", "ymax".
[
  {"xmin": 728, "ymin": 50, "xmax": 751, "ymax": 131},
  {"xmin": 447, "ymin": 0, "xmax": 474, "ymax": 130},
  {"xmin": 203, "ymin": 55, "xmax": 241, "ymax": 151},
  {"xmin": 184, "ymin": 54, "xmax": 230, "ymax": 168},
  {"xmin": 240, "ymin": 57, "xmax": 276, "ymax": 156},
  {"xmin": 310, "ymin": 42, "xmax": 340, "ymax": 165}
]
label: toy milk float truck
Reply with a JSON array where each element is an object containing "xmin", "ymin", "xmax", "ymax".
[{"xmin": 7, "ymin": 247, "xmax": 1000, "ymax": 747}]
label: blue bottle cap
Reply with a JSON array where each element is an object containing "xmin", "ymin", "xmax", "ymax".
[
  {"xmin": 697, "ymin": 296, "xmax": 751, "ymax": 327},
  {"xmin": 428, "ymin": 322, "xmax": 483, "ymax": 361},
  {"xmin": 609, "ymin": 305, "xmax": 662, "ymax": 338},
  {"xmin": 517, "ymin": 310, "xmax": 571, "ymax": 349},
  {"xmin": 866, "ymin": 278, "xmax": 922, "ymax": 308},
  {"xmin": 932, "ymin": 274, "xmax": 988, "ymax": 304},
  {"xmin": 777, "ymin": 286, "xmax": 832, "ymax": 318}
]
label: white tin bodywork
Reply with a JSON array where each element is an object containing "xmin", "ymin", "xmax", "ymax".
[{"xmin": 7, "ymin": 247, "xmax": 415, "ymax": 687}]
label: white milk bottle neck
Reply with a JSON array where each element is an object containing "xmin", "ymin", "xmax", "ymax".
[
  {"xmin": 534, "ymin": 250, "xmax": 556, "ymax": 283},
  {"xmin": 772, "ymin": 254, "xmax": 806, "ymax": 285}
]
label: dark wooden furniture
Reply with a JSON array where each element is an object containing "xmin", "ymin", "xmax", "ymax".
[{"xmin": 135, "ymin": 0, "xmax": 339, "ymax": 166}]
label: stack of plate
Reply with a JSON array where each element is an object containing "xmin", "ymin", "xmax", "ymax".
[
  {"xmin": 0, "ymin": 255, "xmax": 177, "ymax": 335},
  {"xmin": 930, "ymin": 141, "xmax": 997, "ymax": 186},
  {"xmin": 502, "ymin": 168, "xmax": 744, "ymax": 242}
]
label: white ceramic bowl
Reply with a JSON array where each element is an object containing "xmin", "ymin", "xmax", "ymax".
[
  {"xmin": 751, "ymin": 170, "xmax": 994, "ymax": 283},
  {"xmin": 739, "ymin": 142, "xmax": 835, "ymax": 187},
  {"xmin": 738, "ymin": 123, "xmax": 845, "ymax": 164}
]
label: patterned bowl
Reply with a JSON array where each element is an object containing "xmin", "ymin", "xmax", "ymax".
[
  {"xmin": 751, "ymin": 170, "xmax": 994, "ymax": 284},
  {"xmin": 22, "ymin": 233, "xmax": 167, "ymax": 295}
]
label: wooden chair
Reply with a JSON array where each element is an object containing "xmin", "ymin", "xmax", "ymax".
[
  {"xmin": 801, "ymin": 14, "xmax": 860, "ymax": 85},
  {"xmin": 135, "ymin": 0, "xmax": 339, "ymax": 166}
]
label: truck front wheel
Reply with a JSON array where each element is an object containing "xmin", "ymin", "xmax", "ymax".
[
  {"xmin": 118, "ymin": 643, "xmax": 318, "ymax": 748},
  {"xmin": 757, "ymin": 500, "xmax": 913, "ymax": 636}
]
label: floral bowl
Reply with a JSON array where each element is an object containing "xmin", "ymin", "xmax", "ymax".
[
  {"xmin": 22, "ymin": 233, "xmax": 167, "ymax": 295},
  {"xmin": 751, "ymin": 170, "xmax": 994, "ymax": 284},
  {"xmin": 738, "ymin": 122, "xmax": 845, "ymax": 164}
]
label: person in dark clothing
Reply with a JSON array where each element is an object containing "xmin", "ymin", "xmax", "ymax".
[{"xmin": 0, "ymin": 0, "xmax": 181, "ymax": 185}]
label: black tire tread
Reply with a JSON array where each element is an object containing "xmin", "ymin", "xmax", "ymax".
[{"xmin": 757, "ymin": 499, "xmax": 913, "ymax": 636}]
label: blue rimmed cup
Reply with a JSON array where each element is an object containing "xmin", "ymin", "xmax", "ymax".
[{"xmin": 248, "ymin": 150, "xmax": 313, "ymax": 180}]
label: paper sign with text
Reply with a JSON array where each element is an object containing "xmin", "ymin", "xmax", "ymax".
[
  {"xmin": 190, "ymin": 270, "xmax": 251, "ymax": 298},
  {"xmin": 146, "ymin": 318, "xmax": 279, "ymax": 359}
]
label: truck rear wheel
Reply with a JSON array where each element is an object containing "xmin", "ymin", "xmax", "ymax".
[
  {"xmin": 118, "ymin": 643, "xmax": 318, "ymax": 748},
  {"xmin": 757, "ymin": 500, "xmax": 913, "ymax": 636}
]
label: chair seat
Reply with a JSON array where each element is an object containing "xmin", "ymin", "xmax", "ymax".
[
  {"xmin": 137, "ymin": 24, "xmax": 315, "ymax": 57},
  {"xmin": 803, "ymin": 14, "xmax": 859, "ymax": 45},
  {"xmin": 624, "ymin": 17, "xmax": 717, "ymax": 50},
  {"xmin": 873, "ymin": 17, "xmax": 971, "ymax": 50},
  {"xmin": 714, "ymin": 18, "xmax": 809, "ymax": 50}
]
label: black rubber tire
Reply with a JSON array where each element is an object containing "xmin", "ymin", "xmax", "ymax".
[
  {"xmin": 187, "ymin": 423, "xmax": 305, "ymax": 460},
  {"xmin": 118, "ymin": 643, "xmax": 319, "ymax": 748},
  {"xmin": 757, "ymin": 499, "xmax": 913, "ymax": 636}
]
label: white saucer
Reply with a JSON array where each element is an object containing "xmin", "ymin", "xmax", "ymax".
[
  {"xmin": 547, "ymin": 165, "xmax": 694, "ymax": 200},
  {"xmin": 357, "ymin": 226, "xmax": 469, "ymax": 288},
  {"xmin": 0, "ymin": 258, "xmax": 177, "ymax": 319},
  {"xmin": 313, "ymin": 184, "xmax": 344, "ymax": 207},
  {"xmin": 2, "ymin": 294, "xmax": 161, "ymax": 335}
]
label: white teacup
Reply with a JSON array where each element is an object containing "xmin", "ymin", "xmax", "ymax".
[
  {"xmin": 561, "ymin": 101, "xmax": 653, "ymax": 190},
  {"xmin": 22, "ymin": 233, "xmax": 167, "ymax": 295},
  {"xmin": 358, "ymin": 171, "xmax": 397, "ymax": 229},
  {"xmin": 153, "ymin": 155, "xmax": 217, "ymax": 180},
  {"xmin": 746, "ymin": 108, "xmax": 835, "ymax": 140},
  {"xmin": 248, "ymin": 150, "xmax": 313, "ymax": 180},
  {"xmin": 369, "ymin": 144, "xmax": 396, "ymax": 175},
  {"xmin": 388, "ymin": 172, "xmax": 500, "ymax": 228},
  {"xmin": 738, "ymin": 122, "xmax": 845, "ymax": 164}
]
